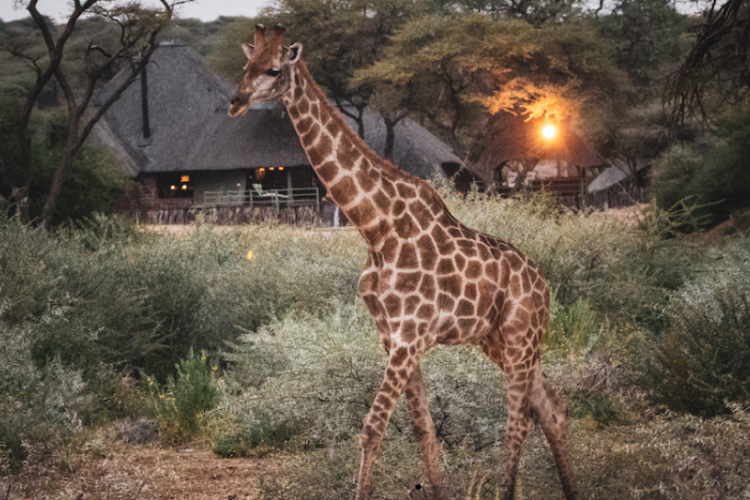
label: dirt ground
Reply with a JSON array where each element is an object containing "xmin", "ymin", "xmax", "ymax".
[{"xmin": 4, "ymin": 446, "xmax": 281, "ymax": 500}]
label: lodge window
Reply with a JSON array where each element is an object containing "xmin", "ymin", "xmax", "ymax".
[{"xmin": 157, "ymin": 173, "xmax": 194, "ymax": 198}]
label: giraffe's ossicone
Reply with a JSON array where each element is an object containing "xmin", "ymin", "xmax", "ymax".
[{"xmin": 228, "ymin": 24, "xmax": 580, "ymax": 500}]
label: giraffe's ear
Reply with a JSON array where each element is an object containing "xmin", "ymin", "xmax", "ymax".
[
  {"xmin": 284, "ymin": 43, "xmax": 302, "ymax": 64},
  {"xmin": 241, "ymin": 43, "xmax": 254, "ymax": 60}
]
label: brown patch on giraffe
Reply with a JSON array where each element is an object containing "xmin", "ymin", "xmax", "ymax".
[
  {"xmin": 455, "ymin": 299, "xmax": 475, "ymax": 317},
  {"xmin": 478, "ymin": 244, "xmax": 492, "ymax": 261},
  {"xmin": 325, "ymin": 120, "xmax": 340, "ymax": 136},
  {"xmin": 381, "ymin": 178, "xmax": 397, "ymax": 197},
  {"xmin": 417, "ymin": 235, "xmax": 438, "ymax": 270},
  {"xmin": 392, "ymin": 199, "xmax": 406, "ymax": 216},
  {"xmin": 396, "ymin": 183, "xmax": 416, "ymax": 199},
  {"xmin": 466, "ymin": 260, "xmax": 483, "ymax": 280},
  {"xmin": 373, "ymin": 190, "xmax": 390, "ymax": 212},
  {"xmin": 316, "ymin": 161, "xmax": 339, "ymax": 182},
  {"xmin": 293, "ymin": 86, "xmax": 303, "ymax": 101},
  {"xmin": 297, "ymin": 97, "xmax": 310, "ymax": 114},
  {"xmin": 408, "ymin": 200, "xmax": 433, "ymax": 230},
  {"xmin": 307, "ymin": 133, "xmax": 333, "ymax": 164},
  {"xmin": 464, "ymin": 282, "xmax": 478, "ymax": 300},
  {"xmin": 441, "ymin": 326, "xmax": 460, "ymax": 344},
  {"xmin": 396, "ymin": 243, "xmax": 419, "ymax": 269},
  {"xmin": 457, "ymin": 239, "xmax": 477, "ymax": 257},
  {"xmin": 404, "ymin": 295, "xmax": 421, "ymax": 316},
  {"xmin": 287, "ymin": 104, "xmax": 299, "ymax": 119},
  {"xmin": 486, "ymin": 261, "xmax": 500, "ymax": 282},
  {"xmin": 447, "ymin": 228, "xmax": 462, "ymax": 238},
  {"xmin": 347, "ymin": 198, "xmax": 377, "ymax": 226},
  {"xmin": 310, "ymin": 102, "xmax": 320, "ymax": 119},
  {"xmin": 329, "ymin": 176, "xmax": 358, "ymax": 206},
  {"xmin": 395, "ymin": 271, "xmax": 421, "ymax": 293},
  {"xmin": 301, "ymin": 123, "xmax": 319, "ymax": 147},
  {"xmin": 438, "ymin": 274, "xmax": 462, "ymax": 297},
  {"xmin": 337, "ymin": 135, "xmax": 356, "ymax": 167},
  {"xmin": 437, "ymin": 258, "xmax": 455, "ymax": 275},
  {"xmin": 391, "ymin": 347, "xmax": 408, "ymax": 367},
  {"xmin": 296, "ymin": 117, "xmax": 313, "ymax": 134},
  {"xmin": 419, "ymin": 275, "xmax": 436, "ymax": 301},
  {"xmin": 458, "ymin": 317, "xmax": 477, "ymax": 333},
  {"xmin": 507, "ymin": 252, "xmax": 524, "ymax": 271},
  {"xmin": 401, "ymin": 319, "xmax": 417, "ymax": 342},
  {"xmin": 383, "ymin": 294, "xmax": 401, "ymax": 318},
  {"xmin": 356, "ymin": 169, "xmax": 378, "ymax": 193},
  {"xmin": 395, "ymin": 214, "xmax": 420, "ymax": 239},
  {"xmin": 416, "ymin": 303, "xmax": 435, "ymax": 320},
  {"xmin": 381, "ymin": 237, "xmax": 399, "ymax": 263},
  {"xmin": 454, "ymin": 253, "xmax": 467, "ymax": 271}
]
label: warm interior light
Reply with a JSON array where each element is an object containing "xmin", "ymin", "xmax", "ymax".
[
  {"xmin": 259, "ymin": 168, "xmax": 265, "ymax": 173},
  {"xmin": 269, "ymin": 167, "xmax": 275, "ymax": 171},
  {"xmin": 278, "ymin": 167, "xmax": 284, "ymax": 171},
  {"xmin": 170, "ymin": 185, "xmax": 176, "ymax": 190},
  {"xmin": 237, "ymin": 183, "xmax": 241, "ymax": 187},
  {"xmin": 180, "ymin": 175, "xmax": 190, "ymax": 182},
  {"xmin": 542, "ymin": 125, "xmax": 557, "ymax": 139},
  {"xmin": 181, "ymin": 184, "xmax": 187, "ymax": 190}
]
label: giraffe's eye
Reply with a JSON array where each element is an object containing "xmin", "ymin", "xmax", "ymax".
[{"xmin": 266, "ymin": 69, "xmax": 280, "ymax": 77}]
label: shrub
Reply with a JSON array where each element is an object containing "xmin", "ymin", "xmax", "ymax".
[
  {"xmin": 545, "ymin": 288, "xmax": 605, "ymax": 356},
  {"xmin": 142, "ymin": 349, "xmax": 218, "ymax": 444},
  {"xmin": 644, "ymin": 243, "xmax": 750, "ymax": 416}
]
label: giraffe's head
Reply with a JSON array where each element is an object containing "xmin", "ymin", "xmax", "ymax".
[{"xmin": 228, "ymin": 24, "xmax": 302, "ymax": 117}]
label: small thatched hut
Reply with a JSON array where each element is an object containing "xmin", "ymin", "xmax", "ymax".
[{"xmin": 93, "ymin": 43, "xmax": 460, "ymax": 222}]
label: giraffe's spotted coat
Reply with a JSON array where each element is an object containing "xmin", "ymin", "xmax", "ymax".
[{"xmin": 229, "ymin": 26, "xmax": 580, "ymax": 500}]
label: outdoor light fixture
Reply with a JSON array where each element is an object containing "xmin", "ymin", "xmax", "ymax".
[
  {"xmin": 279, "ymin": 167, "xmax": 284, "ymax": 171},
  {"xmin": 542, "ymin": 125, "xmax": 557, "ymax": 139},
  {"xmin": 269, "ymin": 167, "xmax": 275, "ymax": 171},
  {"xmin": 181, "ymin": 185, "xmax": 187, "ymax": 190},
  {"xmin": 170, "ymin": 185, "xmax": 176, "ymax": 190}
]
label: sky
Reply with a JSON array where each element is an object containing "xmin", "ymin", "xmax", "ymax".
[
  {"xmin": 0, "ymin": 0, "xmax": 271, "ymax": 23},
  {"xmin": 0, "ymin": 0, "xmax": 705, "ymax": 23}
]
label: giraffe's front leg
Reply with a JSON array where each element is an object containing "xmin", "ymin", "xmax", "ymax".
[
  {"xmin": 356, "ymin": 345, "xmax": 421, "ymax": 500},
  {"xmin": 404, "ymin": 365, "xmax": 447, "ymax": 500}
]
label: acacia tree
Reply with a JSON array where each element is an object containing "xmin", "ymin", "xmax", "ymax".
[
  {"xmin": 0, "ymin": 0, "xmax": 188, "ymax": 227},
  {"xmin": 355, "ymin": 13, "xmax": 619, "ymax": 169},
  {"xmin": 669, "ymin": 0, "xmax": 750, "ymax": 124}
]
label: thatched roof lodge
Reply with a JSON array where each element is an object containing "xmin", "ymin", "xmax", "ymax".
[{"xmin": 93, "ymin": 43, "xmax": 461, "ymax": 223}]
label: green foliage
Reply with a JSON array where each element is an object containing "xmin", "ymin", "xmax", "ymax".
[
  {"xmin": 546, "ymin": 288, "xmax": 604, "ymax": 355},
  {"xmin": 644, "ymin": 240, "xmax": 750, "ymax": 416},
  {"xmin": 650, "ymin": 107, "xmax": 750, "ymax": 224},
  {"xmin": 142, "ymin": 349, "xmax": 218, "ymax": 444}
]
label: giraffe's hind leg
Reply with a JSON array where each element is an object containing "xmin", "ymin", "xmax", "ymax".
[
  {"xmin": 530, "ymin": 370, "xmax": 580, "ymax": 500},
  {"xmin": 404, "ymin": 365, "xmax": 446, "ymax": 500}
]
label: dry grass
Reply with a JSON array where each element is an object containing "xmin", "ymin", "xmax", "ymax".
[{"xmin": 1, "ymin": 439, "xmax": 282, "ymax": 500}]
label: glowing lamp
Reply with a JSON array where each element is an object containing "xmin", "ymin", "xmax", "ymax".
[
  {"xmin": 542, "ymin": 125, "xmax": 557, "ymax": 139},
  {"xmin": 170, "ymin": 185, "xmax": 176, "ymax": 190},
  {"xmin": 181, "ymin": 184, "xmax": 187, "ymax": 190}
]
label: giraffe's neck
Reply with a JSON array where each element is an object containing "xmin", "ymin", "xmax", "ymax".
[{"xmin": 282, "ymin": 62, "xmax": 438, "ymax": 246}]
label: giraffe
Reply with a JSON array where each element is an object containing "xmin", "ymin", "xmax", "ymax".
[{"xmin": 228, "ymin": 24, "xmax": 580, "ymax": 500}]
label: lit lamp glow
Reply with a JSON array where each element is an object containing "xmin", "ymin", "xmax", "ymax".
[{"xmin": 542, "ymin": 125, "xmax": 557, "ymax": 139}]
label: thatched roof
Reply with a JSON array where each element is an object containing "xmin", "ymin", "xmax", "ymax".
[
  {"xmin": 94, "ymin": 44, "xmax": 459, "ymax": 179},
  {"xmin": 471, "ymin": 113, "xmax": 605, "ymax": 182}
]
